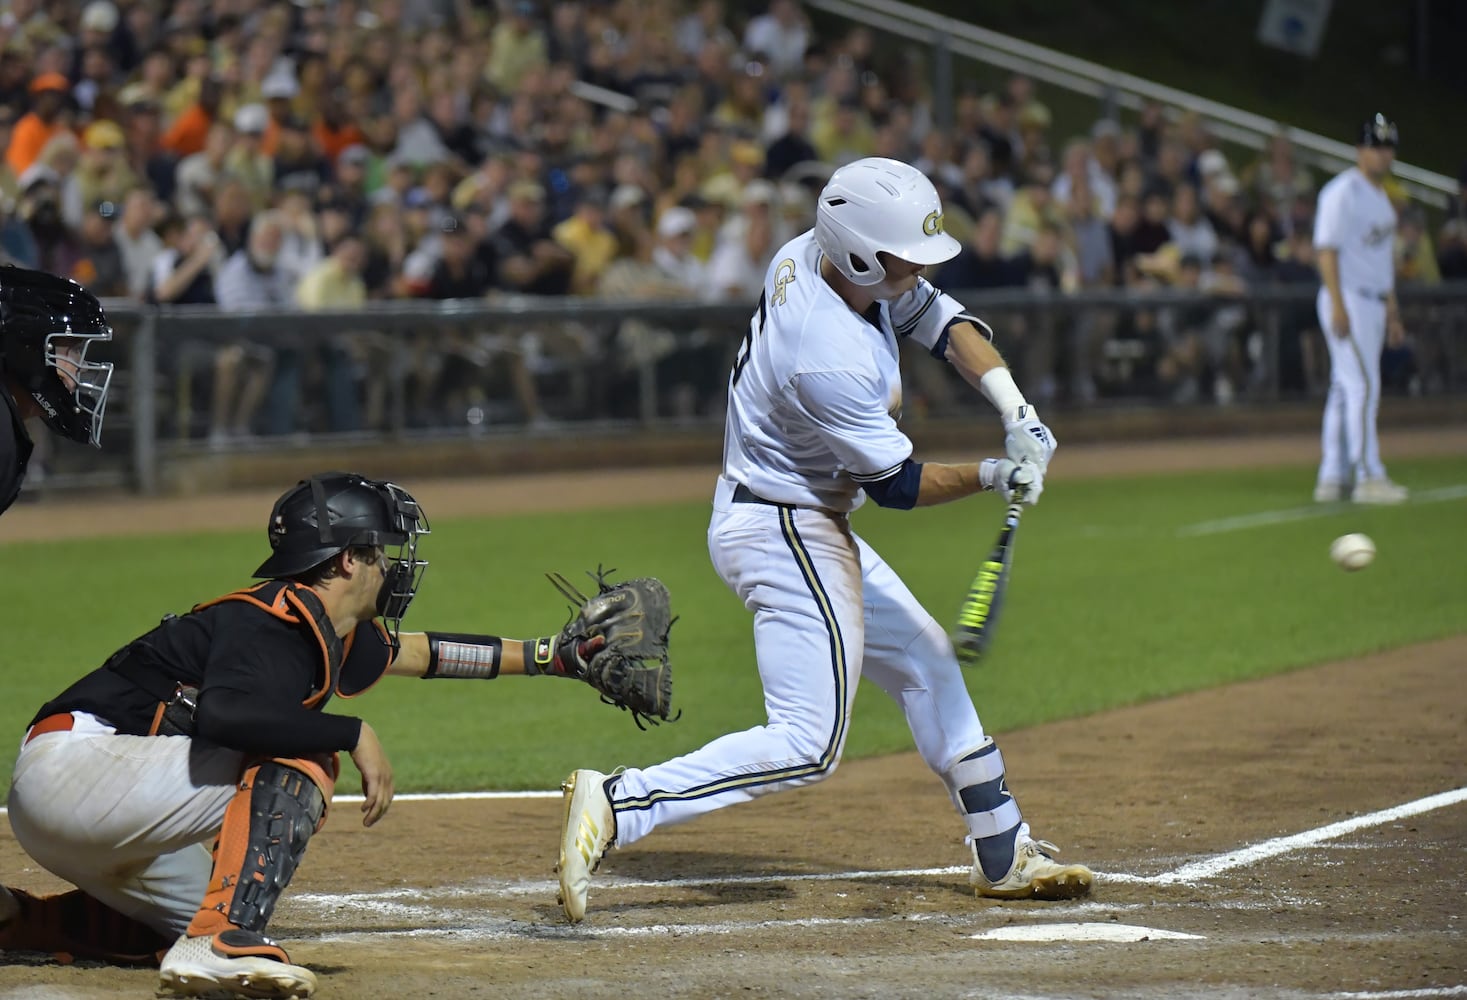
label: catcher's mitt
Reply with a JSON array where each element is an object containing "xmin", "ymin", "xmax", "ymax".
[{"xmin": 549, "ymin": 567, "xmax": 678, "ymax": 729}]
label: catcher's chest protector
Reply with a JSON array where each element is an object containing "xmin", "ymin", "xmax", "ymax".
[{"xmin": 195, "ymin": 581, "xmax": 344, "ymax": 708}]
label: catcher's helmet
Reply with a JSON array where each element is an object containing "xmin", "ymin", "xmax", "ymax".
[
  {"xmin": 254, "ymin": 472, "xmax": 430, "ymax": 639},
  {"xmin": 0, "ymin": 266, "xmax": 115, "ymax": 446},
  {"xmin": 1359, "ymin": 113, "xmax": 1398, "ymax": 148},
  {"xmin": 814, "ymin": 157, "xmax": 962, "ymax": 287}
]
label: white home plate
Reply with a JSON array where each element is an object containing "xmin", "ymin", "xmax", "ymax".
[{"xmin": 971, "ymin": 923, "xmax": 1203, "ymax": 943}]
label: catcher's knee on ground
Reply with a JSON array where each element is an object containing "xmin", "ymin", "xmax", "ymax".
[
  {"xmin": 0, "ymin": 884, "xmax": 173, "ymax": 964},
  {"xmin": 186, "ymin": 756, "xmax": 335, "ymax": 943}
]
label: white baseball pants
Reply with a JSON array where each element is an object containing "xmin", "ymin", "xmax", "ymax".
[{"xmin": 1317, "ymin": 288, "xmax": 1389, "ymax": 487}]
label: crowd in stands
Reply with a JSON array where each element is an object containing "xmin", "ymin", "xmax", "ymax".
[{"xmin": 0, "ymin": 0, "xmax": 1462, "ymax": 438}]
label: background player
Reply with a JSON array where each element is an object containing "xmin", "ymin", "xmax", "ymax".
[
  {"xmin": 1312, "ymin": 115, "xmax": 1409, "ymax": 505},
  {"xmin": 0, "ymin": 266, "xmax": 115, "ymax": 516},
  {"xmin": 2, "ymin": 472, "xmax": 629, "ymax": 999},
  {"xmin": 558, "ymin": 157, "xmax": 1091, "ymax": 924}
]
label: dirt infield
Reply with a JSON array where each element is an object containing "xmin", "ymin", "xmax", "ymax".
[{"xmin": 2, "ymin": 428, "xmax": 1465, "ymax": 998}]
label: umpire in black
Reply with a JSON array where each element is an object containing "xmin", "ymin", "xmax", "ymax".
[{"xmin": 0, "ymin": 265, "xmax": 116, "ymax": 515}]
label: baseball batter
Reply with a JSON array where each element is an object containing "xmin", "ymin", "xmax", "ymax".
[
  {"xmin": 558, "ymin": 157, "xmax": 1093, "ymax": 923},
  {"xmin": 1312, "ymin": 114, "xmax": 1409, "ymax": 505},
  {"xmin": 2, "ymin": 472, "xmax": 664, "ymax": 999}
]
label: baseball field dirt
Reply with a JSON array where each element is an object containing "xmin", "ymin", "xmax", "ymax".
[{"xmin": 2, "ymin": 429, "xmax": 1464, "ymax": 999}]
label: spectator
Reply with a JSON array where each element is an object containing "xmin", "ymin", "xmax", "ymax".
[
  {"xmin": 1395, "ymin": 205, "xmax": 1440, "ymax": 286},
  {"xmin": 491, "ymin": 180, "xmax": 574, "ymax": 296},
  {"xmin": 113, "ymin": 187, "xmax": 162, "ymax": 299},
  {"xmin": 0, "ymin": 105, "xmax": 19, "ymax": 206},
  {"xmin": 173, "ymin": 121, "xmax": 232, "ymax": 218},
  {"xmin": 1234, "ymin": 210, "xmax": 1280, "ymax": 287},
  {"xmin": 69, "ymin": 121, "xmax": 140, "ymax": 229},
  {"xmin": 17, "ymin": 174, "xmax": 80, "ymax": 277},
  {"xmin": 116, "ymin": 46, "xmax": 174, "ymax": 112},
  {"xmin": 211, "ymin": 178, "xmax": 254, "ymax": 256},
  {"xmin": 1242, "ymin": 129, "xmax": 1314, "ymax": 223},
  {"xmin": 704, "ymin": 180, "xmax": 778, "ymax": 302},
  {"xmin": 553, "ymin": 187, "xmax": 619, "ymax": 296},
  {"xmin": 160, "ymin": 76, "xmax": 223, "ymax": 160},
  {"xmin": 939, "ymin": 206, "xmax": 1029, "ymax": 290},
  {"xmin": 677, "ymin": 0, "xmax": 738, "ymax": 59},
  {"xmin": 744, "ymin": 0, "xmax": 810, "ymax": 79},
  {"xmin": 485, "ymin": 1, "xmax": 548, "ymax": 95},
  {"xmin": 69, "ymin": 200, "xmax": 127, "ymax": 297},
  {"xmin": 225, "ymin": 104, "xmax": 274, "ymax": 210},
  {"xmin": 1001, "ymin": 163, "xmax": 1058, "ymax": 255},
  {"xmin": 1166, "ymin": 182, "xmax": 1218, "ymax": 266},
  {"xmin": 148, "ymin": 213, "xmax": 219, "ymax": 306},
  {"xmin": 6, "ymin": 74, "xmax": 70, "ymax": 177},
  {"xmin": 702, "ymin": 140, "xmax": 765, "ymax": 211},
  {"xmin": 295, "ymin": 234, "xmax": 370, "ymax": 432},
  {"xmin": 812, "ymin": 96, "xmax": 875, "ymax": 166},
  {"xmin": 1052, "ymin": 137, "xmax": 1116, "ymax": 220},
  {"xmin": 764, "ymin": 97, "xmax": 818, "ymax": 181},
  {"xmin": 216, "ymin": 213, "xmax": 297, "ymax": 437}
]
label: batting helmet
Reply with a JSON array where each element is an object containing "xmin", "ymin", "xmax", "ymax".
[
  {"xmin": 814, "ymin": 158, "xmax": 962, "ymax": 287},
  {"xmin": 1359, "ymin": 113, "xmax": 1398, "ymax": 148},
  {"xmin": 0, "ymin": 265, "xmax": 115, "ymax": 447},
  {"xmin": 254, "ymin": 472, "xmax": 430, "ymax": 638}
]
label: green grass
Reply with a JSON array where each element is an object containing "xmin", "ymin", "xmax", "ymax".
[{"xmin": 3, "ymin": 455, "xmax": 1464, "ymax": 795}]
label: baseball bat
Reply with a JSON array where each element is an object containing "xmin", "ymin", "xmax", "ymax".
[{"xmin": 951, "ymin": 492, "xmax": 1025, "ymax": 666}]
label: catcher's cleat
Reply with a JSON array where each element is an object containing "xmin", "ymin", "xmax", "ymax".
[
  {"xmin": 557, "ymin": 769, "xmax": 616, "ymax": 923},
  {"xmin": 158, "ymin": 930, "xmax": 316, "ymax": 999},
  {"xmin": 972, "ymin": 839, "xmax": 1093, "ymax": 901}
]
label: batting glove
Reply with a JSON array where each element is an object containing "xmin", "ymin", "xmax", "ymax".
[
  {"xmin": 1002, "ymin": 406, "xmax": 1057, "ymax": 471},
  {"xmin": 980, "ymin": 458, "xmax": 1042, "ymax": 505}
]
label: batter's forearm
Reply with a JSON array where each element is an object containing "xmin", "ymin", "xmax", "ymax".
[
  {"xmin": 944, "ymin": 322, "xmax": 1008, "ymax": 390},
  {"xmin": 1318, "ymin": 249, "xmax": 1345, "ymax": 305},
  {"xmin": 915, "ymin": 462, "xmax": 985, "ymax": 507}
]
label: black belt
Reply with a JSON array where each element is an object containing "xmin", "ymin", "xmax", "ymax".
[
  {"xmin": 1357, "ymin": 289, "xmax": 1390, "ymax": 302},
  {"xmin": 732, "ymin": 484, "xmax": 794, "ymax": 509}
]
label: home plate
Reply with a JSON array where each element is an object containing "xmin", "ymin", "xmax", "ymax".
[{"xmin": 971, "ymin": 923, "xmax": 1203, "ymax": 943}]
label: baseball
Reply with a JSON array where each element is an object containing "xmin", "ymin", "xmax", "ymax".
[{"xmin": 1330, "ymin": 533, "xmax": 1375, "ymax": 571}]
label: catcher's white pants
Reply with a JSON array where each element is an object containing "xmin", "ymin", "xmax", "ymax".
[
  {"xmin": 1318, "ymin": 288, "xmax": 1389, "ymax": 487},
  {"xmin": 610, "ymin": 478, "xmax": 1001, "ymax": 847},
  {"xmin": 7, "ymin": 716, "xmax": 242, "ymax": 937}
]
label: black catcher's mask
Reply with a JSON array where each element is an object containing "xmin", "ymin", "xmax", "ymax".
[
  {"xmin": 0, "ymin": 266, "xmax": 115, "ymax": 446},
  {"xmin": 254, "ymin": 472, "xmax": 430, "ymax": 641}
]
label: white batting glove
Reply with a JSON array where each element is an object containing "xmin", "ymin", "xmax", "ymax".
[
  {"xmin": 1002, "ymin": 405, "xmax": 1057, "ymax": 471},
  {"xmin": 980, "ymin": 458, "xmax": 1042, "ymax": 505}
]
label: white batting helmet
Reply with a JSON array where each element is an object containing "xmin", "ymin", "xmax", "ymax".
[{"xmin": 814, "ymin": 158, "xmax": 962, "ymax": 287}]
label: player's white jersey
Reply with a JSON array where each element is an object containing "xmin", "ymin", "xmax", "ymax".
[
  {"xmin": 721, "ymin": 231, "xmax": 966, "ymax": 511},
  {"xmin": 1313, "ymin": 168, "xmax": 1397, "ymax": 295}
]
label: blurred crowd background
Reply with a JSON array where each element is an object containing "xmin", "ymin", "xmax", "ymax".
[{"xmin": 1, "ymin": 0, "xmax": 1464, "ymax": 442}]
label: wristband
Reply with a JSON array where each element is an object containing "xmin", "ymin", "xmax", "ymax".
[
  {"xmin": 978, "ymin": 367, "xmax": 1028, "ymax": 420},
  {"xmin": 425, "ymin": 632, "xmax": 502, "ymax": 679},
  {"xmin": 522, "ymin": 636, "xmax": 559, "ymax": 677}
]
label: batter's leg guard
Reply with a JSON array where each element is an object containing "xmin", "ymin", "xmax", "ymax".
[
  {"xmin": 0, "ymin": 885, "xmax": 172, "ymax": 965},
  {"xmin": 941, "ymin": 739, "xmax": 1023, "ymax": 883}
]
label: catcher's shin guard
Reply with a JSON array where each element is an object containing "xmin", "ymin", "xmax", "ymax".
[
  {"xmin": 187, "ymin": 756, "xmax": 335, "ymax": 941},
  {"xmin": 0, "ymin": 885, "xmax": 172, "ymax": 965}
]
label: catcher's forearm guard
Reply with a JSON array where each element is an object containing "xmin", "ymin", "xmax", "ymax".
[{"xmin": 425, "ymin": 633, "xmax": 503, "ymax": 679}]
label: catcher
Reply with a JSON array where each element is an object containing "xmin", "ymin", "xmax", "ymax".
[{"xmin": 1, "ymin": 471, "xmax": 674, "ymax": 999}]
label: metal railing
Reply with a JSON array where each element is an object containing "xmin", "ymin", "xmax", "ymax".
[
  {"xmin": 29, "ymin": 283, "xmax": 1467, "ymax": 496},
  {"xmin": 804, "ymin": 0, "xmax": 1458, "ymax": 208}
]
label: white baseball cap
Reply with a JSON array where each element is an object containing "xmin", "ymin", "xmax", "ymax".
[
  {"xmin": 233, "ymin": 103, "xmax": 269, "ymax": 135},
  {"xmin": 656, "ymin": 206, "xmax": 697, "ymax": 238}
]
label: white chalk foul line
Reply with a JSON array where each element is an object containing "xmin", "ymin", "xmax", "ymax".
[
  {"xmin": 1177, "ymin": 483, "xmax": 1467, "ymax": 537},
  {"xmin": 1332, "ymin": 990, "xmax": 1467, "ymax": 1000},
  {"xmin": 1153, "ymin": 785, "xmax": 1467, "ymax": 884}
]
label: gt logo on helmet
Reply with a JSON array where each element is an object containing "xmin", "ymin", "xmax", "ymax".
[{"xmin": 923, "ymin": 211, "xmax": 944, "ymax": 237}]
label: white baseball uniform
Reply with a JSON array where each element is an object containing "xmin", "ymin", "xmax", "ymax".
[
  {"xmin": 607, "ymin": 232, "xmax": 1032, "ymax": 878},
  {"xmin": 1313, "ymin": 167, "xmax": 1397, "ymax": 489}
]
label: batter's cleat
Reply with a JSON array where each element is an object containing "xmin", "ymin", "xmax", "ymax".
[
  {"xmin": 1351, "ymin": 478, "xmax": 1409, "ymax": 505},
  {"xmin": 557, "ymin": 769, "xmax": 616, "ymax": 923},
  {"xmin": 158, "ymin": 930, "xmax": 316, "ymax": 999},
  {"xmin": 972, "ymin": 839, "xmax": 1093, "ymax": 901},
  {"xmin": 1313, "ymin": 481, "xmax": 1347, "ymax": 503}
]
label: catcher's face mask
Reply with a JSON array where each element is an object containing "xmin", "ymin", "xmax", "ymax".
[{"xmin": 372, "ymin": 480, "xmax": 430, "ymax": 642}]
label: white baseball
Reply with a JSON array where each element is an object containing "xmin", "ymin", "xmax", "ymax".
[{"xmin": 1330, "ymin": 533, "xmax": 1375, "ymax": 571}]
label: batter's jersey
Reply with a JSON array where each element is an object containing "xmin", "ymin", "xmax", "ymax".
[
  {"xmin": 1313, "ymin": 168, "xmax": 1397, "ymax": 296},
  {"xmin": 722, "ymin": 231, "xmax": 967, "ymax": 512}
]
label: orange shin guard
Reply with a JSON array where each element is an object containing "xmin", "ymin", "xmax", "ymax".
[
  {"xmin": 186, "ymin": 755, "xmax": 335, "ymax": 940},
  {"xmin": 0, "ymin": 887, "xmax": 172, "ymax": 965}
]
